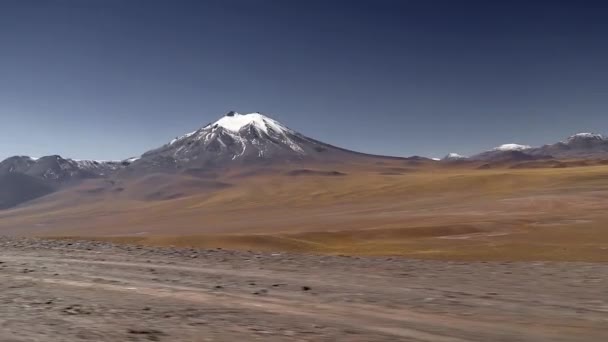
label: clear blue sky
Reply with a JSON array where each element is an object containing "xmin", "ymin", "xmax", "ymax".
[{"xmin": 1, "ymin": 0, "xmax": 607, "ymax": 160}]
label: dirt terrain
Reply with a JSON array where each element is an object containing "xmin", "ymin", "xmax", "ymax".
[{"xmin": 0, "ymin": 237, "xmax": 606, "ymax": 341}]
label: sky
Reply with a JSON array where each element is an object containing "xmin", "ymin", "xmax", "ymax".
[{"xmin": 1, "ymin": 0, "xmax": 607, "ymax": 160}]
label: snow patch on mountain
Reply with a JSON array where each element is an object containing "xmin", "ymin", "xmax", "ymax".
[
  {"xmin": 494, "ymin": 144, "xmax": 532, "ymax": 151},
  {"xmin": 169, "ymin": 131, "xmax": 197, "ymax": 145},
  {"xmin": 443, "ymin": 153, "xmax": 467, "ymax": 160},
  {"xmin": 124, "ymin": 157, "xmax": 141, "ymax": 163},
  {"xmin": 210, "ymin": 112, "xmax": 290, "ymax": 135},
  {"xmin": 566, "ymin": 133, "xmax": 605, "ymax": 142}
]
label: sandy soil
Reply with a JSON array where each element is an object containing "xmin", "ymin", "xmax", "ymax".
[{"xmin": 0, "ymin": 237, "xmax": 606, "ymax": 341}]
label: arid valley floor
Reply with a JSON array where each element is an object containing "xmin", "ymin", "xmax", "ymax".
[
  {"xmin": 1, "ymin": 237, "xmax": 606, "ymax": 341},
  {"xmin": 2, "ymin": 161, "xmax": 608, "ymax": 261}
]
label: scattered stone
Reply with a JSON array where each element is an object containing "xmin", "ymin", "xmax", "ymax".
[
  {"xmin": 62, "ymin": 305, "xmax": 91, "ymax": 315},
  {"xmin": 127, "ymin": 329, "xmax": 166, "ymax": 341}
]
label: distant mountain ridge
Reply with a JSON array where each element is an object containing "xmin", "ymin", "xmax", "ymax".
[
  {"xmin": 530, "ymin": 133, "xmax": 608, "ymax": 159},
  {"xmin": 0, "ymin": 155, "xmax": 133, "ymax": 209},
  {"xmin": 1, "ymin": 111, "xmax": 607, "ymax": 209},
  {"xmin": 0, "ymin": 155, "xmax": 128, "ymax": 182},
  {"xmin": 467, "ymin": 133, "xmax": 608, "ymax": 162}
]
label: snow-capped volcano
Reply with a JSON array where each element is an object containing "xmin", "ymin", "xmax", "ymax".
[
  {"xmin": 134, "ymin": 111, "xmax": 391, "ymax": 171},
  {"xmin": 166, "ymin": 111, "xmax": 305, "ymax": 155}
]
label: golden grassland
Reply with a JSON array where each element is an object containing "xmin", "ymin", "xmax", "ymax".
[{"xmin": 3, "ymin": 162, "xmax": 608, "ymax": 261}]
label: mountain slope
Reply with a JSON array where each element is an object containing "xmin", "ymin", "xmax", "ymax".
[
  {"xmin": 0, "ymin": 156, "xmax": 38, "ymax": 174},
  {"xmin": 0, "ymin": 173, "xmax": 55, "ymax": 209}
]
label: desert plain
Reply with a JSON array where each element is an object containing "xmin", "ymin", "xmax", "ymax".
[
  {"xmin": 1, "ymin": 160, "xmax": 607, "ymax": 341},
  {"xmin": 1, "ymin": 160, "xmax": 607, "ymax": 261}
]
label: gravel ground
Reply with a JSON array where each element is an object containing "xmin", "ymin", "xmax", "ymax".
[{"xmin": 0, "ymin": 237, "xmax": 606, "ymax": 341}]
